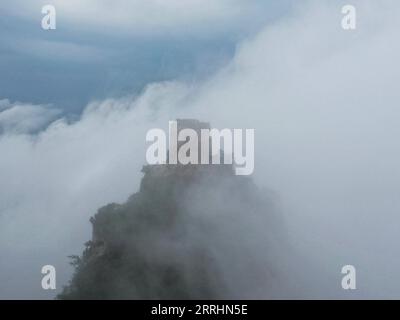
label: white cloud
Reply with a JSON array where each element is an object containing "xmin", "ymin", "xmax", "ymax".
[
  {"xmin": 0, "ymin": 83, "xmax": 190, "ymax": 298},
  {"xmin": 0, "ymin": 100, "xmax": 60, "ymax": 134},
  {"xmin": 0, "ymin": 0, "xmax": 264, "ymax": 37}
]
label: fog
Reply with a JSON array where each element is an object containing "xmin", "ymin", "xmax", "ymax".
[{"xmin": 1, "ymin": 0, "xmax": 400, "ymax": 298}]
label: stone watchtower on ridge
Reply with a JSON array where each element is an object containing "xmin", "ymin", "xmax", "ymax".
[{"xmin": 168, "ymin": 118, "xmax": 211, "ymax": 164}]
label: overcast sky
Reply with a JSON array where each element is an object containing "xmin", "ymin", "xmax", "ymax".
[{"xmin": 0, "ymin": 0, "xmax": 293, "ymax": 113}]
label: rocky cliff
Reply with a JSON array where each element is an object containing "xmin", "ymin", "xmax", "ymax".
[{"xmin": 58, "ymin": 122, "xmax": 281, "ymax": 300}]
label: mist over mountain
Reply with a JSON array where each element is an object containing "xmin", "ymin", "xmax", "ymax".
[{"xmin": 59, "ymin": 120, "xmax": 287, "ymax": 299}]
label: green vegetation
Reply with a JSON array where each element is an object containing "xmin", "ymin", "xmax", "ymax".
[{"xmin": 58, "ymin": 164, "xmax": 274, "ymax": 299}]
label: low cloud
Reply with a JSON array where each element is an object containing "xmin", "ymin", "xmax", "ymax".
[{"xmin": 0, "ymin": 99, "xmax": 61, "ymax": 134}]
